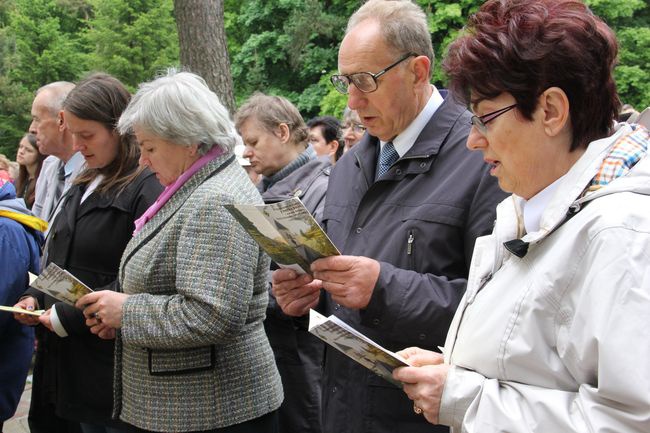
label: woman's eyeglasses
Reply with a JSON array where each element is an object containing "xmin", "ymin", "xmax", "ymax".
[
  {"xmin": 330, "ymin": 53, "xmax": 417, "ymax": 94},
  {"xmin": 470, "ymin": 104, "xmax": 517, "ymax": 135}
]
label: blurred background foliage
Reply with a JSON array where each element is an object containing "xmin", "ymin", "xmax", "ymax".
[{"xmin": 0, "ymin": 0, "xmax": 647, "ymax": 157}]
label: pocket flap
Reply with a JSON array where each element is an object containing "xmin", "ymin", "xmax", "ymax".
[{"xmin": 148, "ymin": 346, "xmax": 215, "ymax": 376}]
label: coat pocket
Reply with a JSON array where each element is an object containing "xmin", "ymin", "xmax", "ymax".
[{"xmin": 148, "ymin": 346, "xmax": 215, "ymax": 376}]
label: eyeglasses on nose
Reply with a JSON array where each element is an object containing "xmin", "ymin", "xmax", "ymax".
[
  {"xmin": 470, "ymin": 103, "xmax": 517, "ymax": 135},
  {"xmin": 330, "ymin": 52, "xmax": 417, "ymax": 95},
  {"xmin": 343, "ymin": 123, "xmax": 366, "ymax": 134}
]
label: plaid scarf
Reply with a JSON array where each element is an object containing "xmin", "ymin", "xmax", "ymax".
[{"xmin": 588, "ymin": 125, "xmax": 650, "ymax": 191}]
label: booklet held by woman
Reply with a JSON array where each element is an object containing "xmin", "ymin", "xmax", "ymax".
[
  {"xmin": 308, "ymin": 309, "xmax": 409, "ymax": 387},
  {"xmin": 29, "ymin": 263, "xmax": 93, "ymax": 306}
]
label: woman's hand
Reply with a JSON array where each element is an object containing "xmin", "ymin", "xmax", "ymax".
[
  {"xmin": 76, "ymin": 291, "xmax": 129, "ymax": 329},
  {"xmin": 13, "ymin": 297, "xmax": 41, "ymax": 326},
  {"xmin": 397, "ymin": 347, "xmax": 444, "ymax": 366},
  {"xmin": 393, "ymin": 347, "xmax": 449, "ymax": 425}
]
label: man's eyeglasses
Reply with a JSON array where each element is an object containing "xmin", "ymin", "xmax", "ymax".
[
  {"xmin": 342, "ymin": 122, "xmax": 366, "ymax": 134},
  {"xmin": 470, "ymin": 104, "xmax": 517, "ymax": 135},
  {"xmin": 330, "ymin": 53, "xmax": 417, "ymax": 95}
]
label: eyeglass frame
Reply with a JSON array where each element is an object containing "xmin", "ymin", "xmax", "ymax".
[
  {"xmin": 330, "ymin": 52, "xmax": 418, "ymax": 95},
  {"xmin": 470, "ymin": 103, "xmax": 517, "ymax": 135},
  {"xmin": 342, "ymin": 122, "xmax": 367, "ymax": 134}
]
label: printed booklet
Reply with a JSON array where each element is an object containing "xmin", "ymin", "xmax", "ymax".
[
  {"xmin": 225, "ymin": 197, "xmax": 340, "ymax": 275},
  {"xmin": 308, "ymin": 309, "xmax": 409, "ymax": 387},
  {"xmin": 0, "ymin": 305, "xmax": 44, "ymax": 316},
  {"xmin": 29, "ymin": 263, "xmax": 93, "ymax": 306}
]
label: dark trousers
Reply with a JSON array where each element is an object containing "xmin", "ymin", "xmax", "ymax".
[{"xmin": 127, "ymin": 410, "xmax": 278, "ymax": 433}]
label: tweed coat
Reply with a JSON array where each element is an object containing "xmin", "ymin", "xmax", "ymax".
[{"xmin": 114, "ymin": 153, "xmax": 283, "ymax": 432}]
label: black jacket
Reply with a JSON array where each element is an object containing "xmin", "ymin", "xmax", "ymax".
[
  {"xmin": 320, "ymin": 95, "xmax": 508, "ymax": 433},
  {"xmin": 261, "ymin": 156, "xmax": 331, "ymax": 433},
  {"xmin": 26, "ymin": 169, "xmax": 162, "ymax": 425}
]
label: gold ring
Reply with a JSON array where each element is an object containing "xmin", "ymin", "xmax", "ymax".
[{"xmin": 413, "ymin": 403, "xmax": 423, "ymax": 415}]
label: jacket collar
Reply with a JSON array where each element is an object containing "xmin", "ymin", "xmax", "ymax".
[
  {"xmin": 350, "ymin": 94, "xmax": 468, "ymax": 184},
  {"xmin": 120, "ymin": 154, "xmax": 235, "ymax": 271}
]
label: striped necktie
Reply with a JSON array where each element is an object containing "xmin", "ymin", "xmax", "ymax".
[{"xmin": 375, "ymin": 141, "xmax": 399, "ymax": 180}]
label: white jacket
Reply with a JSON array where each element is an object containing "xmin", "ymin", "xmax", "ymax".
[{"xmin": 439, "ymin": 124, "xmax": 650, "ymax": 432}]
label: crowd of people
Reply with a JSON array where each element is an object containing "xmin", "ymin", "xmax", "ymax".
[{"xmin": 1, "ymin": 0, "xmax": 649, "ymax": 432}]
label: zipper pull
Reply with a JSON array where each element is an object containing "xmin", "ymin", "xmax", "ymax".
[{"xmin": 407, "ymin": 232, "xmax": 414, "ymax": 255}]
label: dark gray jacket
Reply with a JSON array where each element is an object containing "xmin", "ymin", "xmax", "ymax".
[
  {"xmin": 320, "ymin": 95, "xmax": 508, "ymax": 433},
  {"xmin": 261, "ymin": 156, "xmax": 331, "ymax": 433}
]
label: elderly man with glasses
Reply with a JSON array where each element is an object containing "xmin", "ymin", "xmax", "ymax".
[{"xmin": 272, "ymin": 1, "xmax": 507, "ymax": 433}]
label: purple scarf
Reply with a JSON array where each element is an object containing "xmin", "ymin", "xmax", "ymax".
[{"xmin": 133, "ymin": 145, "xmax": 224, "ymax": 236}]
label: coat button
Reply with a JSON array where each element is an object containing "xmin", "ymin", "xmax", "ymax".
[
  {"xmin": 395, "ymin": 169, "xmax": 402, "ymax": 175},
  {"xmin": 418, "ymin": 333, "xmax": 426, "ymax": 340},
  {"xmin": 355, "ymin": 227, "xmax": 362, "ymax": 234},
  {"xmin": 334, "ymin": 304, "xmax": 341, "ymax": 311},
  {"xmin": 372, "ymin": 318, "xmax": 380, "ymax": 325},
  {"xmin": 420, "ymin": 162, "xmax": 427, "ymax": 168}
]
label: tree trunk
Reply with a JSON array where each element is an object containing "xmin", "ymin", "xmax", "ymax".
[{"xmin": 173, "ymin": 0, "xmax": 236, "ymax": 114}]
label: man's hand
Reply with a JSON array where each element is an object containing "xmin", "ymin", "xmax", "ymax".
[
  {"xmin": 13, "ymin": 296, "xmax": 41, "ymax": 326},
  {"xmin": 272, "ymin": 269, "xmax": 322, "ymax": 317},
  {"xmin": 312, "ymin": 255, "xmax": 380, "ymax": 310}
]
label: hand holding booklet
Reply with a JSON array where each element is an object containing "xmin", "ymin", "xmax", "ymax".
[
  {"xmin": 29, "ymin": 263, "xmax": 93, "ymax": 306},
  {"xmin": 225, "ymin": 197, "xmax": 340, "ymax": 275},
  {"xmin": 308, "ymin": 309, "xmax": 409, "ymax": 387}
]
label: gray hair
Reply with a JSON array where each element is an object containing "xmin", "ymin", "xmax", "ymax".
[
  {"xmin": 347, "ymin": 0, "xmax": 435, "ymax": 77},
  {"xmin": 117, "ymin": 69, "xmax": 238, "ymax": 155},
  {"xmin": 234, "ymin": 92, "xmax": 309, "ymax": 147},
  {"xmin": 36, "ymin": 82, "xmax": 75, "ymax": 116}
]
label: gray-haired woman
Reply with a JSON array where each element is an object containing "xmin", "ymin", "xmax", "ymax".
[{"xmin": 76, "ymin": 70, "xmax": 283, "ymax": 433}]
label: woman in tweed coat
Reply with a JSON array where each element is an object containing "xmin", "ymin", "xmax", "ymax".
[{"xmin": 76, "ymin": 70, "xmax": 283, "ymax": 433}]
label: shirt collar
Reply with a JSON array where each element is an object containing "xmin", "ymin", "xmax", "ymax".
[
  {"xmin": 64, "ymin": 152, "xmax": 85, "ymax": 178},
  {"xmin": 522, "ymin": 174, "xmax": 566, "ymax": 234},
  {"xmin": 379, "ymin": 85, "xmax": 444, "ymax": 157}
]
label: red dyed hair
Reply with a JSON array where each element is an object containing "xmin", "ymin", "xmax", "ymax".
[{"xmin": 443, "ymin": 0, "xmax": 620, "ymax": 150}]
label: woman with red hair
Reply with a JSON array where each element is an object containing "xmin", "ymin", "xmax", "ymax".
[{"xmin": 392, "ymin": 0, "xmax": 650, "ymax": 431}]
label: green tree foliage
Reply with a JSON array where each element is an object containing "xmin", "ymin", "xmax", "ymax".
[
  {"xmin": 225, "ymin": 0, "xmax": 355, "ymax": 118},
  {"xmin": 587, "ymin": 0, "xmax": 650, "ymax": 109},
  {"xmin": 85, "ymin": 0, "xmax": 179, "ymax": 91},
  {"xmin": 0, "ymin": 0, "xmax": 648, "ymax": 157},
  {"xmin": 8, "ymin": 0, "xmax": 88, "ymax": 90}
]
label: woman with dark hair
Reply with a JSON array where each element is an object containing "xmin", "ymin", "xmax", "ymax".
[
  {"xmin": 392, "ymin": 0, "xmax": 650, "ymax": 431},
  {"xmin": 15, "ymin": 133, "xmax": 46, "ymax": 209},
  {"xmin": 14, "ymin": 73, "xmax": 162, "ymax": 433}
]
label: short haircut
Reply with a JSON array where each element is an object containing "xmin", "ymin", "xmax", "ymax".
[
  {"xmin": 234, "ymin": 93, "xmax": 308, "ymax": 147},
  {"xmin": 36, "ymin": 81, "xmax": 75, "ymax": 116},
  {"xmin": 443, "ymin": 0, "xmax": 620, "ymax": 150},
  {"xmin": 307, "ymin": 116, "xmax": 343, "ymax": 160},
  {"xmin": 64, "ymin": 73, "xmax": 140, "ymax": 194},
  {"xmin": 347, "ymin": 0, "xmax": 434, "ymax": 77},
  {"xmin": 118, "ymin": 68, "xmax": 239, "ymax": 155}
]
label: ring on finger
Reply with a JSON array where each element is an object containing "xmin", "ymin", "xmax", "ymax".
[{"xmin": 413, "ymin": 403, "xmax": 423, "ymax": 415}]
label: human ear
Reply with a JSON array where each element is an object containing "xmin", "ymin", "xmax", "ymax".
[
  {"xmin": 410, "ymin": 55, "xmax": 431, "ymax": 88},
  {"xmin": 58, "ymin": 111, "xmax": 65, "ymax": 131},
  {"xmin": 275, "ymin": 123, "xmax": 291, "ymax": 144},
  {"xmin": 539, "ymin": 87, "xmax": 570, "ymax": 137}
]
